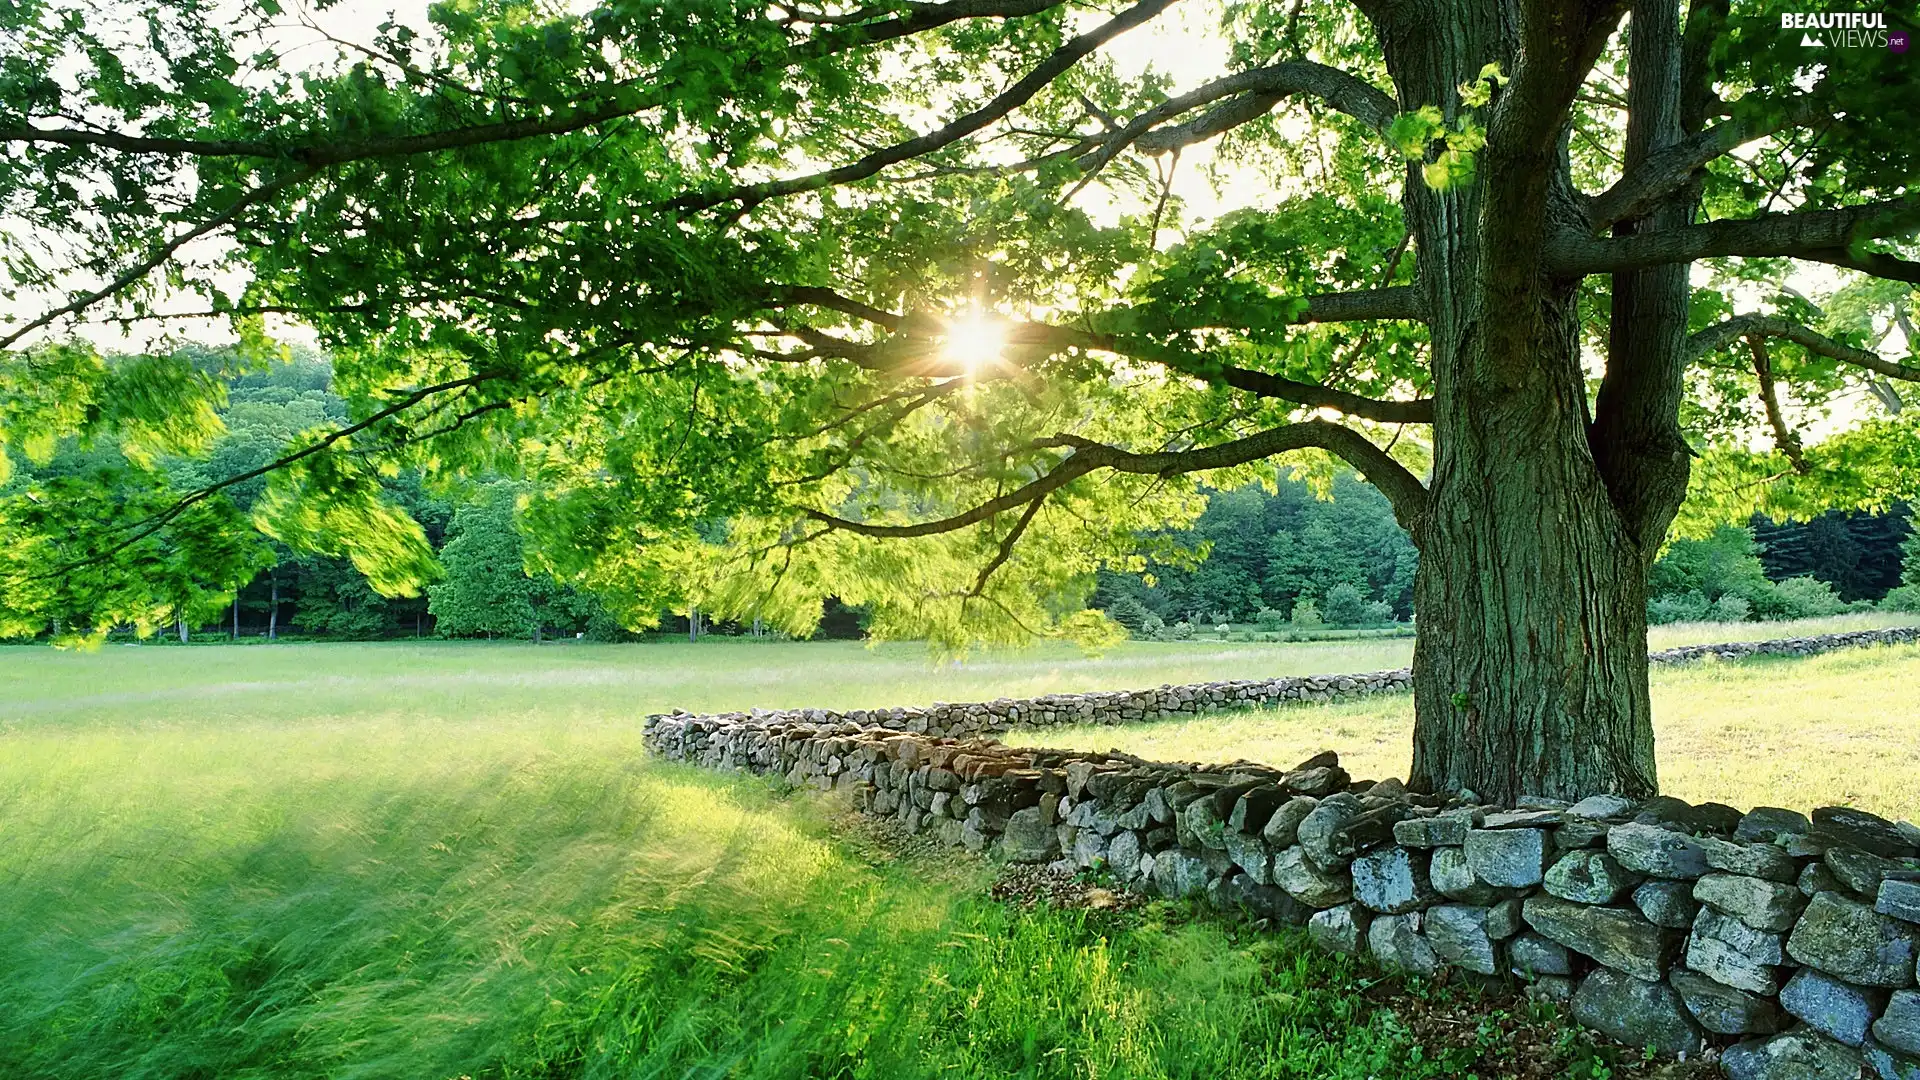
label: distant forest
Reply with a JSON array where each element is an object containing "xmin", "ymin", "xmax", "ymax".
[{"xmin": 4, "ymin": 352, "xmax": 1912, "ymax": 642}]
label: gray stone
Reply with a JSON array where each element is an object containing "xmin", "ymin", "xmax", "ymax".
[
  {"xmin": 1393, "ymin": 808, "xmax": 1477, "ymax": 847},
  {"xmin": 1694, "ymin": 872, "xmax": 1808, "ymax": 932},
  {"xmin": 1877, "ymin": 991, "xmax": 1920, "ymax": 1056},
  {"xmin": 1522, "ymin": 896, "xmax": 1677, "ymax": 981},
  {"xmin": 1567, "ymin": 794, "xmax": 1637, "ymax": 820},
  {"xmin": 1883, "ymin": 880, "xmax": 1920, "ymax": 925},
  {"xmin": 1108, "ymin": 831, "xmax": 1143, "ymax": 882},
  {"xmin": 1543, "ymin": 849, "xmax": 1640, "ymax": 904},
  {"xmin": 1832, "ymin": 847, "xmax": 1920, "ymax": 897},
  {"xmin": 1781, "ymin": 966, "xmax": 1889, "ymax": 1047},
  {"xmin": 1425, "ymin": 904, "xmax": 1501, "ymax": 974},
  {"xmin": 1295, "ymin": 793, "xmax": 1362, "ymax": 871},
  {"xmin": 1510, "ymin": 932, "xmax": 1575, "ymax": 977},
  {"xmin": 1270, "ymin": 845, "xmax": 1351, "ymax": 908},
  {"xmin": 1788, "ymin": 891, "xmax": 1920, "ymax": 988},
  {"xmin": 1070, "ymin": 827, "xmax": 1108, "ymax": 869},
  {"xmin": 1182, "ymin": 798, "xmax": 1228, "ymax": 850},
  {"xmin": 1737, "ymin": 806, "xmax": 1812, "ymax": 844},
  {"xmin": 1669, "ymin": 968, "xmax": 1781, "ymax": 1035},
  {"xmin": 1465, "ymin": 828, "xmax": 1549, "ymax": 888},
  {"xmin": 961, "ymin": 817, "xmax": 990, "ymax": 852},
  {"xmin": 1483, "ymin": 809, "xmax": 1565, "ymax": 829},
  {"xmin": 1431, "ymin": 844, "xmax": 1499, "ymax": 903},
  {"xmin": 1569, "ymin": 968, "xmax": 1705, "ymax": 1057},
  {"xmin": 1487, "ymin": 897, "xmax": 1525, "ymax": 939},
  {"xmin": 1223, "ymin": 830, "xmax": 1271, "ymax": 885},
  {"xmin": 1607, "ymin": 822, "xmax": 1709, "ymax": 879},
  {"xmin": 1307, "ymin": 902, "xmax": 1370, "ymax": 955},
  {"xmin": 1151, "ymin": 849, "xmax": 1212, "ymax": 898},
  {"xmin": 1367, "ymin": 912, "xmax": 1440, "ymax": 975},
  {"xmin": 1261, "ymin": 796, "xmax": 1317, "ymax": 847},
  {"xmin": 1554, "ymin": 819, "xmax": 1612, "ymax": 850},
  {"xmin": 1700, "ymin": 835, "xmax": 1799, "ymax": 882},
  {"xmin": 1867, "ymin": 1037, "xmax": 1920, "ymax": 1080},
  {"xmin": 1802, "ymin": 860, "xmax": 1847, "ymax": 898},
  {"xmin": 1633, "ymin": 878, "xmax": 1699, "ymax": 928},
  {"xmin": 1286, "ymin": 764, "xmax": 1349, "ymax": 797},
  {"xmin": 1721, "ymin": 1031, "xmax": 1867, "ymax": 1080},
  {"xmin": 1816, "ymin": 806, "xmax": 1919, "ymax": 860},
  {"xmin": 1688, "ymin": 907, "xmax": 1786, "ymax": 995},
  {"xmin": 1220, "ymin": 872, "xmax": 1310, "ymax": 926},
  {"xmin": 1527, "ymin": 974, "xmax": 1577, "ymax": 1003},
  {"xmin": 1227, "ymin": 784, "xmax": 1290, "ymax": 835},
  {"xmin": 1350, "ymin": 847, "xmax": 1435, "ymax": 914}
]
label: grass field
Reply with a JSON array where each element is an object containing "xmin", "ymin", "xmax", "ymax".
[{"xmin": 0, "ymin": 618, "xmax": 1912, "ymax": 1077}]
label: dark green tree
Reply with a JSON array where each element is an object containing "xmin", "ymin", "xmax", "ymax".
[{"xmin": 5, "ymin": 0, "xmax": 1920, "ymax": 797}]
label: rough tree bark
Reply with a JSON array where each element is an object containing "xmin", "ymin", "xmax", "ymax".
[{"xmin": 1380, "ymin": 0, "xmax": 1677, "ymax": 801}]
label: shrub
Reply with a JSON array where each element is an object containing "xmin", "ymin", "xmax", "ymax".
[
  {"xmin": 1207, "ymin": 611, "xmax": 1235, "ymax": 626},
  {"xmin": 1361, "ymin": 600, "xmax": 1396, "ymax": 624},
  {"xmin": 1647, "ymin": 591, "xmax": 1710, "ymax": 624},
  {"xmin": 1708, "ymin": 594, "xmax": 1751, "ymax": 623},
  {"xmin": 1140, "ymin": 612, "xmax": 1166, "ymax": 639},
  {"xmin": 1881, "ymin": 584, "xmax": 1920, "ymax": 613},
  {"xmin": 1769, "ymin": 575, "xmax": 1847, "ymax": 619},
  {"xmin": 1254, "ymin": 607, "xmax": 1288, "ymax": 630},
  {"xmin": 1170, "ymin": 620, "xmax": 1195, "ymax": 640},
  {"xmin": 1321, "ymin": 584, "xmax": 1369, "ymax": 627},
  {"xmin": 1289, "ymin": 598, "xmax": 1323, "ymax": 628},
  {"xmin": 1105, "ymin": 595, "xmax": 1153, "ymax": 635}
]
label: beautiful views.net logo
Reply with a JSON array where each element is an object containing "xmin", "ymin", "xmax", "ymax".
[{"xmin": 1778, "ymin": 11, "xmax": 1900, "ymax": 48}]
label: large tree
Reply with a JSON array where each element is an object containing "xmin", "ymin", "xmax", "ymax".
[{"xmin": 2, "ymin": 0, "xmax": 1917, "ymax": 798}]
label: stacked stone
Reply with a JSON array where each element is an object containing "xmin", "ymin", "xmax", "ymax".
[
  {"xmin": 644, "ymin": 712, "xmax": 1920, "ymax": 1080},
  {"xmin": 643, "ymin": 626, "xmax": 1917, "ymax": 742}
]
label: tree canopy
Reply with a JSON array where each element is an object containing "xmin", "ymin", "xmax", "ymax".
[{"xmin": 3, "ymin": 0, "xmax": 1918, "ymax": 794}]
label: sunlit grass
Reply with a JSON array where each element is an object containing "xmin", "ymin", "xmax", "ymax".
[{"xmin": 1011, "ymin": 643, "xmax": 1920, "ymax": 818}]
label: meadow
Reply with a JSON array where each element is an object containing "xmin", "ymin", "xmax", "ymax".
[{"xmin": 1, "ymin": 616, "xmax": 1913, "ymax": 1078}]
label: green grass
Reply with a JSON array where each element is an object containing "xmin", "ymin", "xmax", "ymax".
[{"xmin": 0, "ymin": 674, "xmax": 1582, "ymax": 1080}]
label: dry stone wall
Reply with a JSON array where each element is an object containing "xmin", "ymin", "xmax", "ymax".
[
  {"xmin": 647, "ymin": 626, "xmax": 1920, "ymax": 741},
  {"xmin": 644, "ymin": 705, "xmax": 1920, "ymax": 1080}
]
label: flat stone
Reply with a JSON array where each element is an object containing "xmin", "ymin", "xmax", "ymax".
[
  {"xmin": 1554, "ymin": 819, "xmax": 1612, "ymax": 850},
  {"xmin": 1307, "ymin": 902, "xmax": 1370, "ymax": 955},
  {"xmin": 1567, "ymin": 794, "xmax": 1637, "ymax": 820},
  {"xmin": 1368, "ymin": 912, "xmax": 1440, "ymax": 975},
  {"xmin": 1270, "ymin": 845, "xmax": 1352, "ymax": 908},
  {"xmin": 1695, "ymin": 872, "xmax": 1808, "ymax": 932},
  {"xmin": 1737, "ymin": 806, "xmax": 1813, "ymax": 844},
  {"xmin": 1351, "ymin": 847, "xmax": 1435, "ymax": 914},
  {"xmin": 1296, "ymin": 793, "xmax": 1362, "ymax": 870},
  {"xmin": 1688, "ymin": 907, "xmax": 1786, "ymax": 995},
  {"xmin": 1816, "ymin": 806, "xmax": 1919, "ymax": 860},
  {"xmin": 1788, "ymin": 891, "xmax": 1920, "ymax": 988},
  {"xmin": 1261, "ymin": 796, "xmax": 1317, "ymax": 847},
  {"xmin": 1394, "ymin": 807, "xmax": 1477, "ymax": 847},
  {"xmin": 1700, "ymin": 835, "xmax": 1800, "ymax": 882},
  {"xmin": 1633, "ymin": 879, "xmax": 1699, "ymax": 928},
  {"xmin": 1219, "ymin": 872, "xmax": 1310, "ymax": 925},
  {"xmin": 1483, "ymin": 809, "xmax": 1566, "ymax": 829},
  {"xmin": 1831, "ymin": 847, "xmax": 1920, "ymax": 897},
  {"xmin": 1465, "ymin": 828, "xmax": 1549, "ymax": 888},
  {"xmin": 1431, "ymin": 844, "xmax": 1499, "ymax": 903},
  {"xmin": 1866, "ymin": 1037, "xmax": 1920, "ymax": 1080},
  {"xmin": 1722, "ymin": 1030, "xmax": 1867, "ymax": 1080},
  {"xmin": 1781, "ymin": 966, "xmax": 1890, "ymax": 1047},
  {"xmin": 1285, "ymin": 764, "xmax": 1349, "ymax": 797},
  {"xmin": 1669, "ymin": 968, "xmax": 1781, "ymax": 1035},
  {"xmin": 1523, "ymin": 896, "xmax": 1677, "ymax": 981},
  {"xmin": 1544, "ymin": 850, "xmax": 1641, "ymax": 904},
  {"xmin": 1570, "ymin": 967, "xmax": 1705, "ymax": 1057},
  {"xmin": 1883, "ymin": 880, "xmax": 1920, "ymax": 925},
  {"xmin": 1330, "ymin": 803, "xmax": 1414, "ymax": 858},
  {"xmin": 1425, "ymin": 904, "xmax": 1501, "ymax": 975},
  {"xmin": 1509, "ymin": 932, "xmax": 1574, "ymax": 977},
  {"xmin": 1608, "ymin": 822, "xmax": 1709, "ymax": 879},
  {"xmin": 1877, "ymin": 991, "xmax": 1920, "ymax": 1057}
]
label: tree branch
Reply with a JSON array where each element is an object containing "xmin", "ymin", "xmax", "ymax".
[
  {"xmin": 803, "ymin": 419, "xmax": 1429, "ymax": 537},
  {"xmin": 1587, "ymin": 96, "xmax": 1822, "ymax": 229},
  {"xmin": 1550, "ymin": 197, "xmax": 1920, "ymax": 280},
  {"xmin": 1689, "ymin": 312, "xmax": 1920, "ymax": 382},
  {"xmin": 1743, "ymin": 334, "xmax": 1808, "ymax": 473},
  {"xmin": 657, "ymin": 0, "xmax": 1180, "ymax": 213},
  {"xmin": 1126, "ymin": 61, "xmax": 1398, "ymax": 154}
]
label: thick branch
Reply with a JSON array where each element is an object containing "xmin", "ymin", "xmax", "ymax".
[
  {"xmin": 659, "ymin": 0, "xmax": 1179, "ymax": 213},
  {"xmin": 804, "ymin": 419, "xmax": 1429, "ymax": 537},
  {"xmin": 1587, "ymin": 96, "xmax": 1822, "ymax": 229},
  {"xmin": 1128, "ymin": 62, "xmax": 1398, "ymax": 154},
  {"xmin": 1689, "ymin": 313, "xmax": 1920, "ymax": 382},
  {"xmin": 1550, "ymin": 198, "xmax": 1920, "ymax": 280},
  {"xmin": 1743, "ymin": 334, "xmax": 1808, "ymax": 473}
]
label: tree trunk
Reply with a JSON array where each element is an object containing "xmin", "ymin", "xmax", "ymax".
[
  {"xmin": 1380, "ymin": 1, "xmax": 1671, "ymax": 802},
  {"xmin": 233, "ymin": 594, "xmax": 240, "ymax": 640},
  {"xmin": 688, "ymin": 606, "xmax": 699, "ymax": 643},
  {"xmin": 177, "ymin": 615, "xmax": 188, "ymax": 644},
  {"xmin": 269, "ymin": 574, "xmax": 278, "ymax": 641}
]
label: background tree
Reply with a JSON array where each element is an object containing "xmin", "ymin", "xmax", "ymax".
[{"xmin": 3, "ymin": 0, "xmax": 1919, "ymax": 798}]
